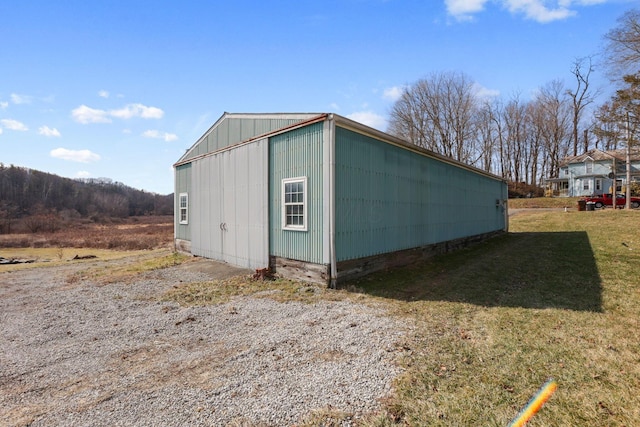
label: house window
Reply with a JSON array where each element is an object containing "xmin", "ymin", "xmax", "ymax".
[
  {"xmin": 563, "ymin": 168, "xmax": 569, "ymax": 176},
  {"xmin": 616, "ymin": 179, "xmax": 623, "ymax": 192},
  {"xmin": 179, "ymin": 193, "xmax": 188, "ymax": 224},
  {"xmin": 595, "ymin": 178, "xmax": 602, "ymax": 191},
  {"xmin": 585, "ymin": 160, "xmax": 593, "ymax": 174},
  {"xmin": 583, "ymin": 180, "xmax": 591, "ymax": 191},
  {"xmin": 282, "ymin": 177, "xmax": 307, "ymax": 231}
]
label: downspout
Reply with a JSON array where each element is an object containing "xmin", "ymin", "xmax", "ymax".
[
  {"xmin": 173, "ymin": 167, "xmax": 178, "ymax": 251},
  {"xmin": 503, "ymin": 180, "xmax": 509, "ymax": 233},
  {"xmin": 328, "ymin": 114, "xmax": 338, "ymax": 288}
]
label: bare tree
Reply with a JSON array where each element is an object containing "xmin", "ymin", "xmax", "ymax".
[
  {"xmin": 502, "ymin": 94, "xmax": 528, "ymax": 183},
  {"xmin": 524, "ymin": 101, "xmax": 545, "ymax": 186},
  {"xmin": 534, "ymin": 80, "xmax": 572, "ymax": 179},
  {"xmin": 388, "ymin": 71, "xmax": 479, "ymax": 164},
  {"xmin": 604, "ymin": 9, "xmax": 640, "ymax": 79},
  {"xmin": 475, "ymin": 100, "xmax": 500, "ymax": 173},
  {"xmin": 567, "ymin": 56, "xmax": 598, "ymax": 155}
]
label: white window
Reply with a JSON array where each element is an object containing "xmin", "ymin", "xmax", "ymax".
[
  {"xmin": 583, "ymin": 180, "xmax": 591, "ymax": 191},
  {"xmin": 179, "ymin": 193, "xmax": 188, "ymax": 224},
  {"xmin": 282, "ymin": 177, "xmax": 307, "ymax": 231},
  {"xmin": 595, "ymin": 178, "xmax": 602, "ymax": 191},
  {"xmin": 585, "ymin": 160, "xmax": 593, "ymax": 174},
  {"xmin": 563, "ymin": 168, "xmax": 569, "ymax": 176}
]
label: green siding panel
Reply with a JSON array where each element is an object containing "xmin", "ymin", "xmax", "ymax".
[
  {"xmin": 269, "ymin": 122, "xmax": 324, "ymax": 264},
  {"xmin": 335, "ymin": 126, "xmax": 505, "ymax": 262},
  {"xmin": 175, "ymin": 163, "xmax": 192, "ymax": 241},
  {"xmin": 182, "ymin": 117, "xmax": 310, "ymax": 162}
]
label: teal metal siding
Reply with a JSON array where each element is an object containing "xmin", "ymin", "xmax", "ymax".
[
  {"xmin": 335, "ymin": 126, "xmax": 505, "ymax": 262},
  {"xmin": 175, "ymin": 163, "xmax": 192, "ymax": 241},
  {"xmin": 182, "ymin": 117, "xmax": 310, "ymax": 162},
  {"xmin": 269, "ymin": 122, "xmax": 324, "ymax": 264}
]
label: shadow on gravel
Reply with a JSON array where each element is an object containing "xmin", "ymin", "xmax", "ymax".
[{"xmin": 345, "ymin": 232, "xmax": 602, "ymax": 312}]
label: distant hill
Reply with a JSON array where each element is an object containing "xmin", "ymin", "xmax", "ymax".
[{"xmin": 0, "ymin": 164, "xmax": 173, "ymax": 220}]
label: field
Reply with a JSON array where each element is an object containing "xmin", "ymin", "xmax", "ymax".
[
  {"xmin": 0, "ymin": 215, "xmax": 173, "ymax": 252},
  {"xmin": 2, "ymin": 206, "xmax": 639, "ymax": 425}
]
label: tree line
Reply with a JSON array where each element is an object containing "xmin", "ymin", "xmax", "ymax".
[
  {"xmin": 0, "ymin": 164, "xmax": 173, "ymax": 227},
  {"xmin": 387, "ymin": 9, "xmax": 640, "ymax": 195}
]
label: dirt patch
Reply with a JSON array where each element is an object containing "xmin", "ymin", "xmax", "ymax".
[{"xmin": 178, "ymin": 257, "xmax": 252, "ymax": 280}]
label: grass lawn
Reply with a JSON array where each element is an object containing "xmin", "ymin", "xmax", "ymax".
[
  {"xmin": 351, "ymin": 209, "xmax": 640, "ymax": 426},
  {"xmin": 508, "ymin": 197, "xmax": 582, "ymax": 209}
]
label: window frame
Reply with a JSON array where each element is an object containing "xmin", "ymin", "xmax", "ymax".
[
  {"xmin": 585, "ymin": 160, "xmax": 594, "ymax": 174},
  {"xmin": 178, "ymin": 192, "xmax": 189, "ymax": 225},
  {"xmin": 281, "ymin": 176, "xmax": 307, "ymax": 231}
]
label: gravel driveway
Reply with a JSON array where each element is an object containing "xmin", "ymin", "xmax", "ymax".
[{"xmin": 0, "ymin": 257, "xmax": 407, "ymax": 426}]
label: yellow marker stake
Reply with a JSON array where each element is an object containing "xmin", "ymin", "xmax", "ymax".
[{"xmin": 509, "ymin": 379, "xmax": 557, "ymax": 427}]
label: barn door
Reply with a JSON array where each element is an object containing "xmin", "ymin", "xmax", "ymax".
[{"xmin": 191, "ymin": 140, "xmax": 268, "ymax": 270}]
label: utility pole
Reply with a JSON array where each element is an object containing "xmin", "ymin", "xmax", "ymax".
[{"xmin": 626, "ymin": 112, "xmax": 631, "ymax": 210}]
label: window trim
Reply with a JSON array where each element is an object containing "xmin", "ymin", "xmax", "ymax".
[
  {"xmin": 585, "ymin": 160, "xmax": 594, "ymax": 174},
  {"xmin": 281, "ymin": 176, "xmax": 307, "ymax": 231},
  {"xmin": 178, "ymin": 193, "xmax": 189, "ymax": 225}
]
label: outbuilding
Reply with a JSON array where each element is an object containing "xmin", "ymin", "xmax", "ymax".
[{"xmin": 174, "ymin": 112, "xmax": 508, "ymax": 286}]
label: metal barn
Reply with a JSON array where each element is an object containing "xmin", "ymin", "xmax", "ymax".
[{"xmin": 174, "ymin": 113, "xmax": 508, "ymax": 285}]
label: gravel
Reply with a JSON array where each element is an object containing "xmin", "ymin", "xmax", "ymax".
[{"xmin": 0, "ymin": 258, "xmax": 408, "ymax": 426}]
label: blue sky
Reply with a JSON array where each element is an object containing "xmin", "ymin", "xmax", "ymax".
[{"xmin": 0, "ymin": 0, "xmax": 636, "ymax": 195}]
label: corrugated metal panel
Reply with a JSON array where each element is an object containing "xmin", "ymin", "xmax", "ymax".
[
  {"xmin": 190, "ymin": 140, "xmax": 269, "ymax": 269},
  {"xmin": 174, "ymin": 163, "xmax": 191, "ymax": 241},
  {"xmin": 179, "ymin": 115, "xmax": 318, "ymax": 163},
  {"xmin": 269, "ymin": 122, "xmax": 324, "ymax": 264},
  {"xmin": 335, "ymin": 126, "xmax": 506, "ymax": 262}
]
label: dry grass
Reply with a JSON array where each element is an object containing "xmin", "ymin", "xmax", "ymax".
[
  {"xmin": 162, "ymin": 276, "xmax": 352, "ymax": 306},
  {"xmin": 352, "ymin": 209, "xmax": 640, "ymax": 426},
  {"xmin": 0, "ymin": 216, "xmax": 173, "ymax": 251},
  {"xmin": 65, "ymin": 250, "xmax": 192, "ymax": 285},
  {"xmin": 508, "ymin": 196, "xmax": 582, "ymax": 209}
]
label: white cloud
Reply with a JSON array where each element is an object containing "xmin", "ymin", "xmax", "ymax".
[
  {"xmin": 346, "ymin": 111, "xmax": 387, "ymax": 131},
  {"xmin": 0, "ymin": 128, "xmax": 3, "ymax": 135},
  {"xmin": 38, "ymin": 126, "xmax": 62, "ymax": 137},
  {"xmin": 110, "ymin": 103, "xmax": 164, "ymax": 119},
  {"xmin": 98, "ymin": 90, "xmax": 110, "ymax": 98},
  {"xmin": 0, "ymin": 119, "xmax": 28, "ymax": 131},
  {"xmin": 10, "ymin": 93, "xmax": 32, "ymax": 104},
  {"xmin": 446, "ymin": 0, "xmax": 602, "ymax": 23},
  {"xmin": 76, "ymin": 171, "xmax": 91, "ymax": 178},
  {"xmin": 0, "ymin": 101, "xmax": 8, "ymax": 109},
  {"xmin": 71, "ymin": 105, "xmax": 112, "ymax": 124},
  {"xmin": 445, "ymin": 0, "xmax": 488, "ymax": 19},
  {"xmin": 142, "ymin": 129, "xmax": 178, "ymax": 142},
  {"xmin": 505, "ymin": 0, "xmax": 574, "ymax": 23},
  {"xmin": 71, "ymin": 103, "xmax": 165, "ymax": 124},
  {"xmin": 472, "ymin": 82, "xmax": 501, "ymax": 99},
  {"xmin": 383, "ymin": 86, "xmax": 405, "ymax": 102},
  {"xmin": 50, "ymin": 148, "xmax": 101, "ymax": 163}
]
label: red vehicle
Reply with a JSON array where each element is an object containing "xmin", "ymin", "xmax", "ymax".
[{"xmin": 584, "ymin": 193, "xmax": 640, "ymax": 209}]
